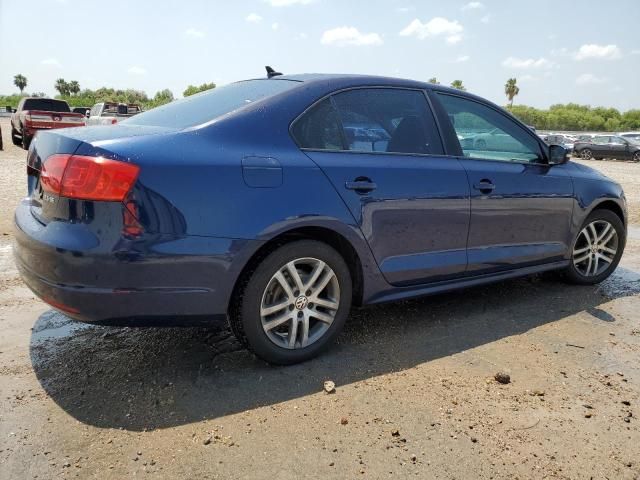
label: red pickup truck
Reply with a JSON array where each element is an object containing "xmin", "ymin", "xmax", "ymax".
[{"xmin": 11, "ymin": 98, "xmax": 85, "ymax": 150}]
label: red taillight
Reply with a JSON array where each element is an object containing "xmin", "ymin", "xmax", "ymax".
[
  {"xmin": 111, "ymin": 118, "xmax": 118, "ymax": 125},
  {"xmin": 41, "ymin": 154, "xmax": 139, "ymax": 201}
]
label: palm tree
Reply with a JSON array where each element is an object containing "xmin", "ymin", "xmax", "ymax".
[
  {"xmin": 14, "ymin": 74, "xmax": 27, "ymax": 94},
  {"xmin": 68, "ymin": 80, "xmax": 80, "ymax": 96},
  {"xmin": 54, "ymin": 78, "xmax": 69, "ymax": 96},
  {"xmin": 504, "ymin": 78, "xmax": 520, "ymax": 108},
  {"xmin": 428, "ymin": 77, "xmax": 440, "ymax": 85},
  {"xmin": 450, "ymin": 80, "xmax": 466, "ymax": 91}
]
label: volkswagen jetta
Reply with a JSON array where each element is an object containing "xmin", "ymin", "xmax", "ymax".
[{"xmin": 14, "ymin": 73, "xmax": 627, "ymax": 364}]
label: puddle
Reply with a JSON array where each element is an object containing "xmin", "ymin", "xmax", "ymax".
[
  {"xmin": 598, "ymin": 267, "xmax": 640, "ymax": 298},
  {"xmin": 31, "ymin": 310, "xmax": 92, "ymax": 343}
]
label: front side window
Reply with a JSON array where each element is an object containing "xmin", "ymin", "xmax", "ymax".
[
  {"xmin": 436, "ymin": 93, "xmax": 543, "ymax": 163},
  {"xmin": 332, "ymin": 88, "xmax": 443, "ymax": 155}
]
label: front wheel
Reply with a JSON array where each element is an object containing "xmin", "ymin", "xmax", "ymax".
[
  {"xmin": 563, "ymin": 210, "xmax": 625, "ymax": 285},
  {"xmin": 229, "ymin": 240, "xmax": 352, "ymax": 365}
]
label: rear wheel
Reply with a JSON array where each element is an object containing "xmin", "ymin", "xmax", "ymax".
[
  {"xmin": 11, "ymin": 127, "xmax": 21, "ymax": 146},
  {"xmin": 229, "ymin": 240, "xmax": 352, "ymax": 365},
  {"xmin": 21, "ymin": 130, "xmax": 31, "ymax": 150},
  {"xmin": 563, "ymin": 210, "xmax": 625, "ymax": 285},
  {"xmin": 580, "ymin": 149, "xmax": 593, "ymax": 160},
  {"xmin": 633, "ymin": 151, "xmax": 640, "ymax": 162}
]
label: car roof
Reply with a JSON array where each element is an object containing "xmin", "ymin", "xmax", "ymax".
[{"xmin": 259, "ymin": 73, "xmax": 482, "ymax": 98}]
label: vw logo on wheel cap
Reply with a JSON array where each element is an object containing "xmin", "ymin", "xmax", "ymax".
[{"xmin": 295, "ymin": 296, "xmax": 308, "ymax": 310}]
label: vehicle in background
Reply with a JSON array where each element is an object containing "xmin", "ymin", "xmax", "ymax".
[
  {"xmin": 619, "ymin": 132, "xmax": 640, "ymax": 142},
  {"xmin": 574, "ymin": 135, "xmax": 640, "ymax": 162},
  {"xmin": 85, "ymin": 102, "xmax": 143, "ymax": 126},
  {"xmin": 72, "ymin": 106, "xmax": 91, "ymax": 116},
  {"xmin": 460, "ymin": 127, "xmax": 533, "ymax": 159},
  {"xmin": 545, "ymin": 134, "xmax": 575, "ymax": 155},
  {"xmin": 10, "ymin": 98, "xmax": 85, "ymax": 150}
]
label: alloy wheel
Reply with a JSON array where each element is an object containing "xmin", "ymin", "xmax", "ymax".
[
  {"xmin": 580, "ymin": 149, "xmax": 592, "ymax": 160},
  {"xmin": 572, "ymin": 220, "xmax": 618, "ymax": 277},
  {"xmin": 260, "ymin": 257, "xmax": 340, "ymax": 349},
  {"xmin": 634, "ymin": 151, "xmax": 640, "ymax": 162}
]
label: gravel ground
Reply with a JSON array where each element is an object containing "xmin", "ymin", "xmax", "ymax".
[{"xmin": 0, "ymin": 117, "xmax": 639, "ymax": 479}]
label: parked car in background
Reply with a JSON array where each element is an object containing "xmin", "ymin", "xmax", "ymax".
[
  {"xmin": 14, "ymin": 73, "xmax": 627, "ymax": 364},
  {"xmin": 10, "ymin": 98, "xmax": 85, "ymax": 149},
  {"xmin": 619, "ymin": 131, "xmax": 640, "ymax": 142},
  {"xmin": 574, "ymin": 135, "xmax": 640, "ymax": 162},
  {"xmin": 72, "ymin": 106, "xmax": 91, "ymax": 116},
  {"xmin": 545, "ymin": 134, "xmax": 575, "ymax": 155},
  {"xmin": 86, "ymin": 102, "xmax": 143, "ymax": 125}
]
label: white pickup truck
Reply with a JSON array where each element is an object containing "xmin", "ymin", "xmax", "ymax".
[{"xmin": 85, "ymin": 102, "xmax": 143, "ymax": 126}]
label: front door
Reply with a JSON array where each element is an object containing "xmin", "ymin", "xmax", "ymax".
[
  {"xmin": 291, "ymin": 87, "xmax": 470, "ymax": 286},
  {"xmin": 433, "ymin": 92, "xmax": 574, "ymax": 274}
]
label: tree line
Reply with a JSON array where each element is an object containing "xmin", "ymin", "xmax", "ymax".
[
  {"xmin": 3, "ymin": 74, "xmax": 215, "ymax": 110},
  {"xmin": 3, "ymin": 73, "xmax": 639, "ymax": 131}
]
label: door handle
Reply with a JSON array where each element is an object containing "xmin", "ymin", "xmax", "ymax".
[
  {"xmin": 473, "ymin": 180, "xmax": 495, "ymax": 193},
  {"xmin": 345, "ymin": 178, "xmax": 377, "ymax": 194}
]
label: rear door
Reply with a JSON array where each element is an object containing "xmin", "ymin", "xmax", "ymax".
[
  {"xmin": 432, "ymin": 92, "xmax": 574, "ymax": 274},
  {"xmin": 609, "ymin": 136, "xmax": 631, "ymax": 159},
  {"xmin": 292, "ymin": 87, "xmax": 470, "ymax": 286}
]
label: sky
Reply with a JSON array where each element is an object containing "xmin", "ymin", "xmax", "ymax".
[{"xmin": 1, "ymin": 0, "xmax": 639, "ymax": 110}]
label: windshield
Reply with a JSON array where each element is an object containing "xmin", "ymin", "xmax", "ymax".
[
  {"xmin": 23, "ymin": 98, "xmax": 70, "ymax": 113},
  {"xmin": 123, "ymin": 79, "xmax": 299, "ymax": 129}
]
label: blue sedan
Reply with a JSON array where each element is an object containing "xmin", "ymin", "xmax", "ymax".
[{"xmin": 14, "ymin": 72, "xmax": 627, "ymax": 364}]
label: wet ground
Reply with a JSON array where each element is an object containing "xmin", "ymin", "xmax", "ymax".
[{"xmin": 1, "ymin": 118, "xmax": 639, "ymax": 479}]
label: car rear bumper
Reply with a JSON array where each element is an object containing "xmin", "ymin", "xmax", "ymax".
[{"xmin": 13, "ymin": 199, "xmax": 261, "ymax": 326}]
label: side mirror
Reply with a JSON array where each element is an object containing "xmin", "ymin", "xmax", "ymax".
[{"xmin": 548, "ymin": 144, "xmax": 569, "ymax": 165}]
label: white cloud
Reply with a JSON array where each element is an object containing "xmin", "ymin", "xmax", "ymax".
[
  {"xmin": 502, "ymin": 56, "xmax": 552, "ymax": 69},
  {"xmin": 184, "ymin": 28, "xmax": 205, "ymax": 38},
  {"xmin": 399, "ymin": 17, "xmax": 464, "ymax": 44},
  {"xmin": 264, "ymin": 0, "xmax": 315, "ymax": 6},
  {"xmin": 462, "ymin": 1, "xmax": 484, "ymax": 10},
  {"xmin": 454, "ymin": 55, "xmax": 470, "ymax": 63},
  {"xmin": 272, "ymin": 22, "xmax": 279, "ymax": 30},
  {"xmin": 246, "ymin": 13, "xmax": 263, "ymax": 23},
  {"xmin": 321, "ymin": 26, "xmax": 383, "ymax": 46},
  {"xmin": 574, "ymin": 44, "xmax": 621, "ymax": 61},
  {"xmin": 127, "ymin": 66, "xmax": 147, "ymax": 75},
  {"xmin": 41, "ymin": 58, "xmax": 61, "ymax": 67},
  {"xmin": 575, "ymin": 73, "xmax": 606, "ymax": 85},
  {"xmin": 480, "ymin": 14, "xmax": 491, "ymax": 23}
]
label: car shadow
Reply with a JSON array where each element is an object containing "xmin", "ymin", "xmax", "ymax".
[{"xmin": 29, "ymin": 266, "xmax": 640, "ymax": 431}]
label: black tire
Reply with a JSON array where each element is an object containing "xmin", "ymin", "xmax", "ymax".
[
  {"xmin": 563, "ymin": 209, "xmax": 625, "ymax": 285},
  {"xmin": 21, "ymin": 131, "xmax": 31, "ymax": 150},
  {"xmin": 229, "ymin": 240, "xmax": 352, "ymax": 365},
  {"xmin": 475, "ymin": 139, "xmax": 487, "ymax": 150},
  {"xmin": 633, "ymin": 151, "xmax": 640, "ymax": 163},
  {"xmin": 580, "ymin": 148, "xmax": 593, "ymax": 160},
  {"xmin": 11, "ymin": 127, "xmax": 21, "ymax": 146}
]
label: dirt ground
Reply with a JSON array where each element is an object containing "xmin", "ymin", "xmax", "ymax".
[{"xmin": 0, "ymin": 117, "xmax": 639, "ymax": 479}]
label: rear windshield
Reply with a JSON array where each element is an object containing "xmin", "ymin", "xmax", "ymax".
[
  {"xmin": 23, "ymin": 98, "xmax": 70, "ymax": 112},
  {"xmin": 123, "ymin": 79, "xmax": 299, "ymax": 128}
]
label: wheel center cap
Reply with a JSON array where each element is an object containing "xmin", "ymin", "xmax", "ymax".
[
  {"xmin": 295, "ymin": 296, "xmax": 308, "ymax": 310},
  {"xmin": 591, "ymin": 245, "xmax": 598, "ymax": 254}
]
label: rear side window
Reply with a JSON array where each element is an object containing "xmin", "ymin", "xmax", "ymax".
[
  {"xmin": 436, "ymin": 93, "xmax": 543, "ymax": 163},
  {"xmin": 292, "ymin": 88, "xmax": 443, "ymax": 156},
  {"xmin": 124, "ymin": 79, "xmax": 299, "ymax": 128},
  {"xmin": 22, "ymin": 99, "xmax": 70, "ymax": 112},
  {"xmin": 333, "ymin": 89, "xmax": 443, "ymax": 155}
]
